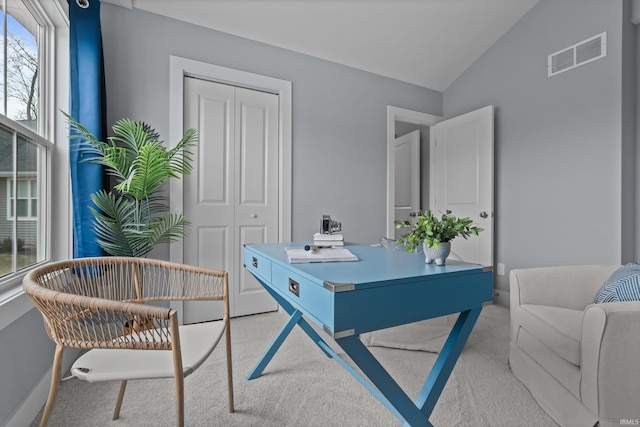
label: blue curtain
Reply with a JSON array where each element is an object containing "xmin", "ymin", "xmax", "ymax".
[{"xmin": 69, "ymin": 0, "xmax": 105, "ymax": 258}]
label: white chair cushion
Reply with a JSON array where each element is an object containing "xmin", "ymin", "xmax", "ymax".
[
  {"xmin": 71, "ymin": 321, "xmax": 226, "ymax": 382},
  {"xmin": 517, "ymin": 304, "xmax": 583, "ymax": 366}
]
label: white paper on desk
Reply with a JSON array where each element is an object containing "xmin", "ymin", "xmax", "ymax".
[{"xmin": 284, "ymin": 247, "xmax": 358, "ymax": 263}]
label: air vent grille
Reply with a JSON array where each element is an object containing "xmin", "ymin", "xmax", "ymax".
[{"xmin": 548, "ymin": 32, "xmax": 606, "ymax": 77}]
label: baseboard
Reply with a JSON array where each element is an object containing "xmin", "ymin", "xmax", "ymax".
[
  {"xmin": 493, "ymin": 289, "xmax": 510, "ymax": 307},
  {"xmin": 3, "ymin": 348, "xmax": 80, "ymax": 427}
]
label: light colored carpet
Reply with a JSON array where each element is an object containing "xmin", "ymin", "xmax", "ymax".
[
  {"xmin": 31, "ymin": 304, "xmax": 557, "ymax": 427},
  {"xmin": 360, "ymin": 313, "xmax": 458, "ymax": 352}
]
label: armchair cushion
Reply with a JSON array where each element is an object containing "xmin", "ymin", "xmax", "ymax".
[
  {"xmin": 594, "ymin": 263, "xmax": 640, "ymax": 303},
  {"xmin": 517, "ymin": 304, "xmax": 583, "ymax": 366}
]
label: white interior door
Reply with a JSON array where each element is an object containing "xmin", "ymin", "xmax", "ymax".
[
  {"xmin": 432, "ymin": 105, "xmax": 493, "ymax": 267},
  {"xmin": 183, "ymin": 77, "xmax": 278, "ymax": 322},
  {"xmin": 394, "ymin": 130, "xmax": 420, "ymax": 239}
]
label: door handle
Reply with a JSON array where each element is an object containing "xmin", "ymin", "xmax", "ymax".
[
  {"xmin": 479, "ymin": 211, "xmax": 488, "ymax": 219},
  {"xmin": 409, "ymin": 212, "xmax": 417, "ymax": 217}
]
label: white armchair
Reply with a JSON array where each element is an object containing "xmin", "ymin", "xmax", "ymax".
[{"xmin": 509, "ymin": 265, "xmax": 640, "ymax": 427}]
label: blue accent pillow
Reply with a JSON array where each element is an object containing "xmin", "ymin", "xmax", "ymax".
[{"xmin": 594, "ymin": 263, "xmax": 640, "ymax": 303}]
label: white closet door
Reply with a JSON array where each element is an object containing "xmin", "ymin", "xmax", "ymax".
[{"xmin": 183, "ymin": 77, "xmax": 278, "ymax": 322}]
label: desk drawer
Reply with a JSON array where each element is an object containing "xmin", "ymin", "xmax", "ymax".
[
  {"xmin": 271, "ymin": 264, "xmax": 332, "ymax": 327},
  {"xmin": 243, "ymin": 248, "xmax": 272, "ymax": 282}
]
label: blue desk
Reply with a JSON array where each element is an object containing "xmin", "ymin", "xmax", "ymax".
[{"xmin": 244, "ymin": 243, "xmax": 492, "ymax": 427}]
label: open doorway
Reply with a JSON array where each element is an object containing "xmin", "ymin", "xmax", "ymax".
[
  {"xmin": 386, "ymin": 106, "xmax": 440, "ymax": 239},
  {"xmin": 386, "ymin": 105, "xmax": 494, "ymax": 268}
]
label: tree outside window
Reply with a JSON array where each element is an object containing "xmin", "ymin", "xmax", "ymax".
[
  {"xmin": 1, "ymin": 0, "xmax": 39, "ymax": 131},
  {"xmin": 1, "ymin": 1, "xmax": 46, "ymax": 280}
]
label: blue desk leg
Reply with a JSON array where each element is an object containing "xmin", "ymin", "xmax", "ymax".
[
  {"xmin": 247, "ymin": 309, "xmax": 303, "ymax": 380},
  {"xmin": 413, "ymin": 307, "xmax": 482, "ymax": 421},
  {"xmin": 331, "ymin": 307, "xmax": 482, "ymax": 427},
  {"xmin": 330, "ymin": 336, "xmax": 432, "ymax": 427},
  {"xmin": 247, "ymin": 278, "xmax": 332, "ymax": 381}
]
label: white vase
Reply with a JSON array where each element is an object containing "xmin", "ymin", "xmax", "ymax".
[{"xmin": 423, "ymin": 241, "xmax": 451, "ymax": 265}]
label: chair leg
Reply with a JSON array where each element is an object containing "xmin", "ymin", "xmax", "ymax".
[
  {"xmin": 40, "ymin": 344, "xmax": 64, "ymax": 427},
  {"xmin": 112, "ymin": 380, "xmax": 128, "ymax": 420},
  {"xmin": 175, "ymin": 371, "xmax": 185, "ymax": 427},
  {"xmin": 169, "ymin": 312, "xmax": 185, "ymax": 427},
  {"xmin": 225, "ymin": 322, "xmax": 234, "ymax": 413}
]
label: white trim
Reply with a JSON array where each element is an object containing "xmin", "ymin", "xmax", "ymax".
[
  {"xmin": 386, "ymin": 106, "xmax": 441, "ymax": 238},
  {"xmin": 168, "ymin": 56, "xmax": 292, "ymax": 323}
]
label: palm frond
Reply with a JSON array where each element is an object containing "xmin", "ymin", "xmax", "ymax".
[
  {"xmin": 119, "ymin": 141, "xmax": 171, "ymax": 199},
  {"xmin": 109, "ymin": 118, "xmax": 160, "ymax": 154},
  {"xmin": 69, "ymin": 113, "xmax": 197, "ymax": 258},
  {"xmin": 167, "ymin": 128, "xmax": 197, "ymax": 176},
  {"xmin": 143, "ymin": 213, "xmax": 190, "ymax": 245},
  {"xmin": 90, "ymin": 191, "xmax": 138, "ymax": 257},
  {"xmin": 65, "ymin": 112, "xmax": 111, "ymax": 160}
]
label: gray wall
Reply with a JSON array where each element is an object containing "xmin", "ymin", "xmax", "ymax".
[
  {"xmin": 0, "ymin": 309, "xmax": 54, "ymax": 425},
  {"xmin": 100, "ymin": 4, "xmax": 442, "ymax": 245},
  {"xmin": 443, "ymin": 0, "xmax": 636, "ymax": 303}
]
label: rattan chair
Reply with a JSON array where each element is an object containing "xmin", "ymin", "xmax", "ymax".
[{"xmin": 23, "ymin": 257, "xmax": 234, "ymax": 427}]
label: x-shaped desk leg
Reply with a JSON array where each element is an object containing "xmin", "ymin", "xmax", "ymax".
[
  {"xmin": 328, "ymin": 307, "xmax": 481, "ymax": 426},
  {"xmin": 246, "ymin": 281, "xmax": 332, "ymax": 381},
  {"xmin": 247, "ymin": 274, "xmax": 482, "ymax": 427}
]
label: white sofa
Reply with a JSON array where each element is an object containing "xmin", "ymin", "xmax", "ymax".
[{"xmin": 509, "ymin": 265, "xmax": 640, "ymax": 427}]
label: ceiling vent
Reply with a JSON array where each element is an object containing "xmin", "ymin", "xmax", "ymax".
[{"xmin": 548, "ymin": 32, "xmax": 607, "ymax": 77}]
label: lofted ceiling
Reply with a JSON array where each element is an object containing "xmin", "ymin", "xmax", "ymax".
[{"xmin": 106, "ymin": 0, "xmax": 540, "ymax": 91}]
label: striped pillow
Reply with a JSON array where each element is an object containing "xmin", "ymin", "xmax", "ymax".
[{"xmin": 594, "ymin": 263, "xmax": 640, "ymax": 303}]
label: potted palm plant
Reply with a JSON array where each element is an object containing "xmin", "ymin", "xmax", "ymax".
[
  {"xmin": 66, "ymin": 114, "xmax": 196, "ymax": 258},
  {"xmin": 395, "ymin": 209, "xmax": 483, "ymax": 265}
]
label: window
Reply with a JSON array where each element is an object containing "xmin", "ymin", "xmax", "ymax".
[
  {"xmin": 1, "ymin": 0, "xmax": 52, "ymax": 284},
  {"xmin": 0, "ymin": 120, "xmax": 49, "ymax": 278},
  {"xmin": 7, "ymin": 179, "xmax": 38, "ymax": 220}
]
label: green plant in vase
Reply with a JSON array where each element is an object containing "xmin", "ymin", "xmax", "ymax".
[{"xmin": 395, "ymin": 209, "xmax": 483, "ymax": 264}]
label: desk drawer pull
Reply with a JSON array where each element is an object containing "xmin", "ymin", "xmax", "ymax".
[
  {"xmin": 252, "ymin": 257, "xmax": 258, "ymax": 268},
  {"xmin": 288, "ymin": 278, "xmax": 300, "ymax": 297}
]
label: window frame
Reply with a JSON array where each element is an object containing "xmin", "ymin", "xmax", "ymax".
[
  {"xmin": 0, "ymin": 0, "xmax": 68, "ymax": 303},
  {"xmin": 6, "ymin": 178, "xmax": 39, "ymax": 221},
  {"xmin": 0, "ymin": 114, "xmax": 52, "ymax": 286}
]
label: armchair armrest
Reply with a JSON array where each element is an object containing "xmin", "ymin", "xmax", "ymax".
[
  {"xmin": 510, "ymin": 265, "xmax": 617, "ymax": 311},
  {"xmin": 581, "ymin": 301, "xmax": 640, "ymax": 421}
]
